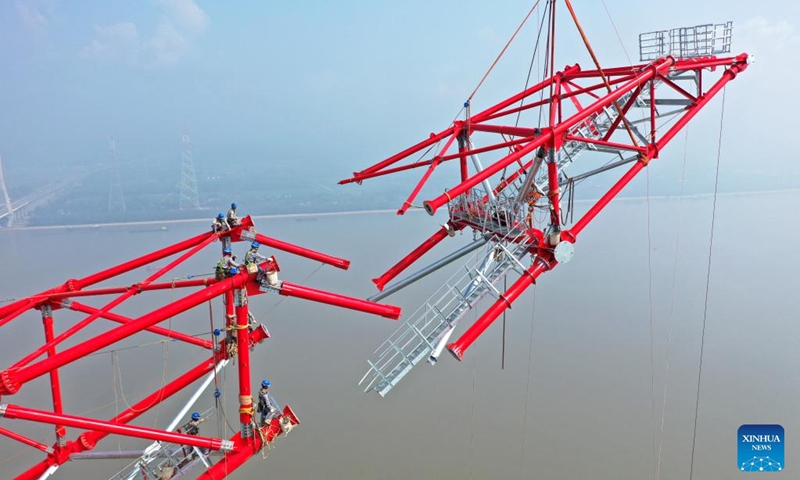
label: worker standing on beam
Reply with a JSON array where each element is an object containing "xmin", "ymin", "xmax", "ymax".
[
  {"xmin": 256, "ymin": 380, "xmax": 280, "ymax": 427},
  {"xmin": 227, "ymin": 202, "xmax": 240, "ymax": 227},
  {"xmin": 179, "ymin": 412, "xmax": 205, "ymax": 458}
]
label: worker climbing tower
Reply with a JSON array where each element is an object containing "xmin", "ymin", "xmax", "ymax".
[
  {"xmin": 0, "ymin": 215, "xmax": 400, "ymax": 479},
  {"xmin": 180, "ymin": 127, "xmax": 201, "ymax": 210},
  {"xmin": 107, "ymin": 137, "xmax": 126, "ymax": 213},
  {"xmin": 341, "ymin": 1, "xmax": 750, "ymax": 396}
]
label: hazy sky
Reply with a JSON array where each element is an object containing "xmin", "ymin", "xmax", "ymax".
[{"xmin": 1, "ymin": 0, "xmax": 797, "ymax": 190}]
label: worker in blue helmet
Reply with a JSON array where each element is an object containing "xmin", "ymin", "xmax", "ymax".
[
  {"xmin": 256, "ymin": 379, "xmax": 280, "ymax": 426},
  {"xmin": 215, "ymin": 247, "xmax": 240, "ymax": 280},
  {"xmin": 179, "ymin": 412, "xmax": 206, "ymax": 458},
  {"xmin": 244, "ymin": 240, "xmax": 268, "ymax": 276},
  {"xmin": 227, "ymin": 202, "xmax": 240, "ymax": 227},
  {"xmin": 212, "ymin": 212, "xmax": 230, "ymax": 233}
]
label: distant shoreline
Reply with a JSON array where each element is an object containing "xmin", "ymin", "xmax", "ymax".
[{"xmin": 2, "ymin": 188, "xmax": 799, "ymax": 232}]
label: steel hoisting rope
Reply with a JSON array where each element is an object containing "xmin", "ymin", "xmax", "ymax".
[
  {"xmin": 656, "ymin": 128, "xmax": 690, "ymax": 480},
  {"xmin": 563, "ymin": 0, "xmax": 639, "ymax": 147},
  {"xmin": 689, "ymin": 87, "xmax": 727, "ymax": 480},
  {"xmin": 467, "ymin": 0, "xmax": 542, "ymax": 103},
  {"xmin": 646, "ymin": 166, "xmax": 657, "ymax": 480},
  {"xmin": 518, "ymin": 286, "xmax": 538, "ymax": 479},
  {"xmin": 600, "ymin": 0, "xmax": 632, "ymax": 66}
]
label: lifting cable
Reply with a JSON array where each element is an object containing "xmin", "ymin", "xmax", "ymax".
[
  {"xmin": 467, "ymin": 308, "xmax": 479, "ymax": 480},
  {"xmin": 656, "ymin": 128, "xmax": 690, "ymax": 480},
  {"xmin": 467, "ymin": 0, "xmax": 542, "ymax": 104},
  {"xmin": 518, "ymin": 286, "xmax": 538, "ymax": 479},
  {"xmin": 689, "ymin": 86, "xmax": 727, "ymax": 480},
  {"xmin": 646, "ymin": 163, "xmax": 657, "ymax": 480}
]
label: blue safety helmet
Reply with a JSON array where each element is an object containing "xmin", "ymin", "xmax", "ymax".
[
  {"xmin": 231, "ymin": 202, "xmax": 237, "ymax": 209},
  {"xmin": 217, "ymin": 213, "xmax": 225, "ymax": 219},
  {"xmin": 229, "ymin": 267, "xmax": 239, "ymax": 275},
  {"xmin": 223, "ymin": 247, "xmax": 232, "ymax": 255},
  {"xmin": 251, "ymin": 241, "xmax": 260, "ymax": 249},
  {"xmin": 261, "ymin": 380, "xmax": 271, "ymax": 388},
  {"xmin": 191, "ymin": 412, "xmax": 201, "ymax": 420}
]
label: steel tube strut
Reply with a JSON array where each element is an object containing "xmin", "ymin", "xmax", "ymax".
[
  {"xmin": 43, "ymin": 278, "xmax": 218, "ymax": 300},
  {"xmin": 0, "ymin": 404, "xmax": 233, "ymax": 452},
  {"xmin": 14, "ymin": 234, "xmax": 218, "ymax": 369},
  {"xmin": 197, "ymin": 406, "xmax": 300, "ymax": 480},
  {"xmin": 235, "ymin": 290, "xmax": 253, "ymax": 432},
  {"xmin": 0, "ymin": 231, "xmax": 214, "ymax": 323},
  {"xmin": 369, "ymin": 235, "xmax": 491, "ymax": 302},
  {"xmin": 0, "ymin": 273, "xmax": 250, "ymax": 396},
  {"xmin": 66, "ymin": 301, "xmax": 212, "ymax": 349},
  {"xmin": 448, "ymin": 258, "xmax": 553, "ymax": 359},
  {"xmin": 372, "ymin": 223, "xmax": 464, "ymax": 291},
  {"xmin": 421, "ymin": 56, "xmax": 676, "ymax": 215},
  {"xmin": 278, "ymin": 281, "xmax": 401, "ymax": 319},
  {"xmin": 0, "ymin": 426, "xmax": 51, "ymax": 453},
  {"xmin": 41, "ymin": 309, "xmax": 66, "ymax": 442},
  {"xmin": 254, "ymin": 233, "xmax": 350, "ymax": 270}
]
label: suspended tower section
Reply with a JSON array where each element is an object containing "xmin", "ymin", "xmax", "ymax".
[{"xmin": 340, "ymin": 2, "xmax": 751, "ymax": 396}]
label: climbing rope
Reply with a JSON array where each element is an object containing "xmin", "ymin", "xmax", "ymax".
[{"xmin": 689, "ymin": 86, "xmax": 726, "ymax": 480}]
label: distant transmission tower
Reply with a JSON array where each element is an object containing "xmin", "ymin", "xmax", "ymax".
[
  {"xmin": 179, "ymin": 128, "xmax": 200, "ymax": 210},
  {"xmin": 0, "ymin": 154, "xmax": 14, "ymax": 227},
  {"xmin": 107, "ymin": 137, "xmax": 126, "ymax": 213}
]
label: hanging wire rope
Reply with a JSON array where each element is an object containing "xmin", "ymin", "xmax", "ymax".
[
  {"xmin": 518, "ymin": 286, "xmax": 538, "ymax": 479},
  {"xmin": 600, "ymin": 0, "xmax": 633, "ymax": 66},
  {"xmin": 656, "ymin": 127, "xmax": 690, "ymax": 480},
  {"xmin": 689, "ymin": 86, "xmax": 727, "ymax": 480},
  {"xmin": 646, "ymin": 165, "xmax": 657, "ymax": 480},
  {"xmin": 468, "ymin": 0, "xmax": 542, "ymax": 103}
]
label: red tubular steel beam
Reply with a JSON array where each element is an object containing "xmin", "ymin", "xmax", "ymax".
[
  {"xmin": 423, "ymin": 132, "xmax": 551, "ymax": 215},
  {"xmin": 44, "ymin": 278, "xmax": 217, "ymax": 300},
  {"xmin": 41, "ymin": 311, "xmax": 66, "ymax": 441},
  {"xmin": 470, "ymin": 123, "xmax": 540, "ymax": 137},
  {"xmin": 422, "ymin": 57, "xmax": 676, "ymax": 216},
  {"xmin": 471, "ymin": 66, "xmax": 578, "ymax": 123},
  {"xmin": 75, "ymin": 232, "xmax": 215, "ymax": 290},
  {"xmin": 372, "ymin": 224, "xmax": 464, "ymax": 291},
  {"xmin": 66, "ymin": 301, "xmax": 212, "ymax": 349},
  {"xmin": 0, "ymin": 425, "xmax": 51, "ymax": 453},
  {"xmin": 398, "ymin": 130, "xmax": 458, "ymax": 215},
  {"xmin": 14, "ymin": 353, "xmax": 227, "ymax": 479},
  {"xmin": 0, "ymin": 404, "xmax": 232, "ymax": 452},
  {"xmin": 0, "ymin": 304, "xmax": 33, "ymax": 330},
  {"xmin": 563, "ymin": 135, "xmax": 646, "ymax": 152},
  {"xmin": 15, "ymin": 234, "xmax": 219, "ymax": 368},
  {"xmin": 342, "ymin": 128, "xmax": 454, "ymax": 182},
  {"xmin": 197, "ymin": 406, "xmax": 300, "ymax": 480},
  {"xmin": 448, "ymin": 259, "xmax": 553, "ymax": 360},
  {"xmin": 568, "ymin": 57, "xmax": 748, "ymax": 239},
  {"xmin": 278, "ymin": 281, "xmax": 401, "ymax": 320},
  {"xmin": 254, "ymin": 233, "xmax": 350, "ymax": 270},
  {"xmin": 0, "ymin": 232, "xmax": 214, "ymax": 322},
  {"xmin": 235, "ymin": 294, "xmax": 252, "ymax": 428},
  {"xmin": 0, "ymin": 273, "xmax": 249, "ymax": 396}
]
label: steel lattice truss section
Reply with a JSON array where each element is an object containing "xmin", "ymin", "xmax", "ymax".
[
  {"xmin": 0, "ymin": 215, "xmax": 400, "ymax": 479},
  {"xmin": 342, "ymin": 6, "xmax": 750, "ymax": 396}
]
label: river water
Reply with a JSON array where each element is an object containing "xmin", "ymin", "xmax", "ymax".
[{"xmin": 1, "ymin": 191, "xmax": 799, "ymax": 479}]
